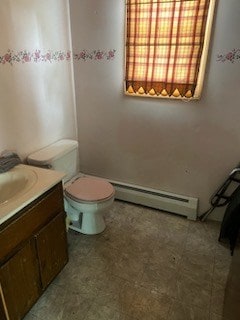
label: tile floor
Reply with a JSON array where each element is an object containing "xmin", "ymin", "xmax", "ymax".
[{"xmin": 24, "ymin": 200, "xmax": 233, "ymax": 320}]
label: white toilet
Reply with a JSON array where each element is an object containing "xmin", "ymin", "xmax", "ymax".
[{"xmin": 27, "ymin": 139, "xmax": 115, "ymax": 235}]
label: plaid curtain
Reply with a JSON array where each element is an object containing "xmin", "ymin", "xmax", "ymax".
[{"xmin": 125, "ymin": 0, "xmax": 211, "ymax": 98}]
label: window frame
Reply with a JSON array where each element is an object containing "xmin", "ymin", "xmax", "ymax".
[{"xmin": 124, "ymin": 0, "xmax": 217, "ymax": 100}]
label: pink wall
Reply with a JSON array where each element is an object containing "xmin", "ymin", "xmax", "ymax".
[
  {"xmin": 69, "ymin": 0, "xmax": 240, "ymax": 220},
  {"xmin": 0, "ymin": 0, "xmax": 77, "ymax": 158}
]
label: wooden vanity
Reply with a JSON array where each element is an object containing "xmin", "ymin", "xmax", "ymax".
[{"xmin": 0, "ymin": 182, "xmax": 68, "ymax": 320}]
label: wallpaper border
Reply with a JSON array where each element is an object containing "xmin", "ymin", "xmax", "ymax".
[
  {"xmin": 217, "ymin": 48, "xmax": 240, "ymax": 63},
  {"xmin": 0, "ymin": 49, "xmax": 116, "ymax": 65}
]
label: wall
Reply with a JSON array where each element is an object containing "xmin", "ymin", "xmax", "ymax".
[
  {"xmin": 0, "ymin": 0, "xmax": 77, "ymax": 159},
  {"xmin": 71, "ymin": 0, "xmax": 240, "ymax": 219}
]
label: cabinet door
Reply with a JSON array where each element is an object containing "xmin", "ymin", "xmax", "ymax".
[
  {"xmin": 36, "ymin": 212, "xmax": 68, "ymax": 289},
  {"xmin": 0, "ymin": 239, "xmax": 41, "ymax": 320},
  {"xmin": 0, "ymin": 284, "xmax": 9, "ymax": 320}
]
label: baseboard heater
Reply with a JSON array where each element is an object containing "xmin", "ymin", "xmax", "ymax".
[{"xmin": 109, "ymin": 180, "xmax": 198, "ymax": 220}]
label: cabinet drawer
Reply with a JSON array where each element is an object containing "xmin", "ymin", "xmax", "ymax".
[{"xmin": 0, "ymin": 183, "xmax": 64, "ymax": 263}]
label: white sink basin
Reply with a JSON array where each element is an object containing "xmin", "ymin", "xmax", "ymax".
[
  {"xmin": 0, "ymin": 164, "xmax": 65, "ymax": 225},
  {"xmin": 0, "ymin": 165, "xmax": 37, "ymax": 205}
]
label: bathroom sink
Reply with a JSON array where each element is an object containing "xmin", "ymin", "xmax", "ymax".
[
  {"xmin": 0, "ymin": 165, "xmax": 37, "ymax": 205},
  {"xmin": 0, "ymin": 164, "xmax": 65, "ymax": 226}
]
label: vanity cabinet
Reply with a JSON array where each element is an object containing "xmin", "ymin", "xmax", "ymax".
[{"xmin": 0, "ymin": 182, "xmax": 68, "ymax": 320}]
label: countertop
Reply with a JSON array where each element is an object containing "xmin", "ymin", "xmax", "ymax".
[{"xmin": 0, "ymin": 164, "xmax": 65, "ymax": 225}]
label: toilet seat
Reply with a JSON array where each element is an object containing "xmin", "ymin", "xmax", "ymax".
[
  {"xmin": 65, "ymin": 177, "xmax": 115, "ymax": 203},
  {"xmin": 64, "ymin": 176, "xmax": 115, "ymax": 234}
]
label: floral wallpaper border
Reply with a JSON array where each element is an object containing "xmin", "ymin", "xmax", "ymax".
[
  {"xmin": 0, "ymin": 50, "xmax": 71, "ymax": 65},
  {"xmin": 0, "ymin": 49, "xmax": 116, "ymax": 65},
  {"xmin": 217, "ymin": 48, "xmax": 240, "ymax": 63},
  {"xmin": 3, "ymin": 48, "xmax": 240, "ymax": 65},
  {"xmin": 74, "ymin": 49, "xmax": 116, "ymax": 61}
]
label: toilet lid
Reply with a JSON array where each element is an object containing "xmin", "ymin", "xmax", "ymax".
[{"xmin": 65, "ymin": 177, "xmax": 115, "ymax": 202}]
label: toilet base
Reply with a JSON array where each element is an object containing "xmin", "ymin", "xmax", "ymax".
[
  {"xmin": 64, "ymin": 193, "xmax": 114, "ymax": 235},
  {"xmin": 69, "ymin": 211, "xmax": 106, "ymax": 235}
]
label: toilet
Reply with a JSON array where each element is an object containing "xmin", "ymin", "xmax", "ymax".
[{"xmin": 27, "ymin": 139, "xmax": 115, "ymax": 235}]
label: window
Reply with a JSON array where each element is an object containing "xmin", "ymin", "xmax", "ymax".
[{"xmin": 125, "ymin": 0, "xmax": 216, "ymax": 99}]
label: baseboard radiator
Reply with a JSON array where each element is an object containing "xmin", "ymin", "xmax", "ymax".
[{"xmin": 109, "ymin": 180, "xmax": 198, "ymax": 220}]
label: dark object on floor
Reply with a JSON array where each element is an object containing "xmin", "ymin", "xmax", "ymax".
[
  {"xmin": 199, "ymin": 166, "xmax": 240, "ymax": 221},
  {"xmin": 219, "ymin": 185, "xmax": 240, "ymax": 255}
]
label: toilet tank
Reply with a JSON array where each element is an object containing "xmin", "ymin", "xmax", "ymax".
[{"xmin": 27, "ymin": 139, "xmax": 79, "ymax": 182}]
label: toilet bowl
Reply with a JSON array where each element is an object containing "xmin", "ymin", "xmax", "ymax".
[
  {"xmin": 27, "ymin": 139, "xmax": 115, "ymax": 235},
  {"xmin": 64, "ymin": 176, "xmax": 114, "ymax": 234}
]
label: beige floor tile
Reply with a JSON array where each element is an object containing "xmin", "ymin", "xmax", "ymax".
[
  {"xmin": 128, "ymin": 286, "xmax": 173, "ymax": 320},
  {"xmin": 123, "ymin": 233, "xmax": 157, "ymax": 262},
  {"xmin": 29, "ymin": 283, "xmax": 92, "ymax": 320},
  {"xmin": 140, "ymin": 262, "xmax": 179, "ymax": 297},
  {"xmin": 99, "ymin": 225, "xmax": 133, "ymax": 252},
  {"xmin": 23, "ymin": 313, "xmax": 42, "ymax": 320},
  {"xmin": 184, "ymin": 236, "xmax": 216, "ymax": 256},
  {"xmin": 118, "ymin": 314, "xmax": 138, "ymax": 320},
  {"xmin": 167, "ymin": 300, "xmax": 209, "ymax": 320},
  {"xmin": 149, "ymin": 242, "xmax": 184, "ymax": 269},
  {"xmin": 179, "ymin": 251, "xmax": 215, "ymax": 273},
  {"xmin": 210, "ymin": 283, "xmax": 226, "ymax": 316},
  {"xmin": 188, "ymin": 220, "xmax": 218, "ymax": 240},
  {"xmin": 110, "ymin": 250, "xmax": 147, "ymax": 283},
  {"xmin": 67, "ymin": 230, "xmax": 102, "ymax": 257},
  {"xmin": 178, "ymin": 252, "xmax": 214, "ymax": 290},
  {"xmin": 105, "ymin": 201, "xmax": 144, "ymax": 228},
  {"xmin": 185, "ymin": 221, "xmax": 218, "ymax": 256},
  {"xmin": 52, "ymin": 256, "xmax": 105, "ymax": 299},
  {"xmin": 209, "ymin": 313, "xmax": 224, "ymax": 320},
  {"xmin": 93, "ymin": 276, "xmax": 136, "ymax": 315},
  {"xmin": 83, "ymin": 303, "xmax": 122, "ymax": 320},
  {"xmin": 213, "ymin": 256, "xmax": 232, "ymax": 288},
  {"xmin": 175, "ymin": 272, "xmax": 212, "ymax": 310},
  {"xmin": 159, "ymin": 231, "xmax": 188, "ymax": 253}
]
